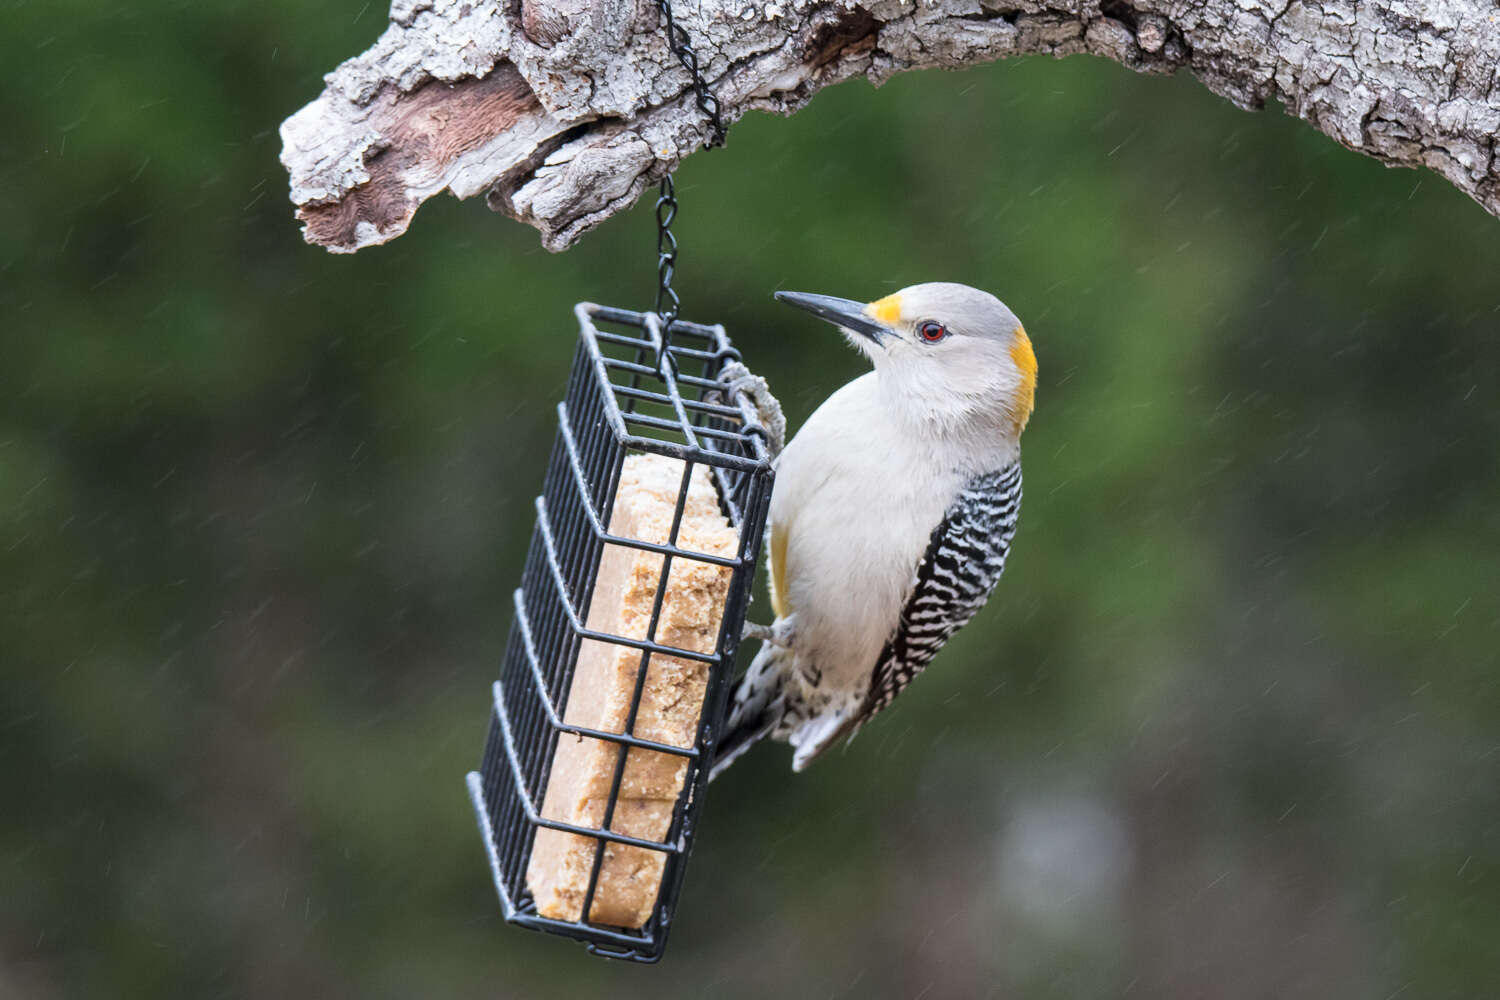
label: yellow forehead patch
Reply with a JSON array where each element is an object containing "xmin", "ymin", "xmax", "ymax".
[
  {"xmin": 865, "ymin": 293, "xmax": 903, "ymax": 326},
  {"xmin": 1010, "ymin": 326, "xmax": 1037, "ymax": 433}
]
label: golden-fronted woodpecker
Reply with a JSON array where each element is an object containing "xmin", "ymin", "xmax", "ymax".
[{"xmin": 711, "ymin": 282, "xmax": 1037, "ymax": 777}]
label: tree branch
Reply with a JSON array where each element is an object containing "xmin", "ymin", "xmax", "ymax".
[{"xmin": 280, "ymin": 0, "xmax": 1500, "ymax": 253}]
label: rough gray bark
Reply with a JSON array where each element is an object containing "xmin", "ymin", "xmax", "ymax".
[{"xmin": 280, "ymin": 0, "xmax": 1500, "ymax": 253}]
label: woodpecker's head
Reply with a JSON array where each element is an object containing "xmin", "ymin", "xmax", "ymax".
[{"xmin": 774, "ymin": 282, "xmax": 1036, "ymax": 437}]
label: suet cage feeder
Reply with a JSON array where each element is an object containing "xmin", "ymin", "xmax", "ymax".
[{"xmin": 466, "ymin": 303, "xmax": 774, "ymax": 962}]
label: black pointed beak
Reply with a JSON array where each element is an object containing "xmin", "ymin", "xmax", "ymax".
[{"xmin": 773, "ymin": 290, "xmax": 891, "ymax": 346}]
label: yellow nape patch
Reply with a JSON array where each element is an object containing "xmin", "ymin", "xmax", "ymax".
[
  {"xmin": 1010, "ymin": 326, "xmax": 1037, "ymax": 433},
  {"xmin": 865, "ymin": 293, "xmax": 903, "ymax": 326}
]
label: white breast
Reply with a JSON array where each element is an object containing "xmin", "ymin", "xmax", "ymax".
[{"xmin": 769, "ymin": 373, "xmax": 967, "ymax": 698}]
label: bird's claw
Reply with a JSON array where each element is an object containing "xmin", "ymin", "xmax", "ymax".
[
  {"xmin": 716, "ymin": 360, "xmax": 786, "ymax": 457},
  {"xmin": 742, "ymin": 618, "xmax": 795, "ymax": 649},
  {"xmin": 742, "ymin": 620, "xmax": 775, "ymax": 644}
]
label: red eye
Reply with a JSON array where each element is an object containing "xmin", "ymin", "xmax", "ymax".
[{"xmin": 918, "ymin": 321, "xmax": 948, "ymax": 342}]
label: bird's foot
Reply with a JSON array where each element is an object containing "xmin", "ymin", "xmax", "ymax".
[
  {"xmin": 742, "ymin": 620, "xmax": 777, "ymax": 645},
  {"xmin": 742, "ymin": 618, "xmax": 795, "ymax": 649},
  {"xmin": 716, "ymin": 360, "xmax": 785, "ymax": 457}
]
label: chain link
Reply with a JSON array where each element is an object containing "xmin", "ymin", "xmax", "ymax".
[
  {"xmin": 655, "ymin": 0, "xmax": 728, "ymax": 149},
  {"xmin": 654, "ymin": 174, "xmax": 681, "ymax": 328},
  {"xmin": 652, "ymin": 0, "xmax": 727, "ymax": 361}
]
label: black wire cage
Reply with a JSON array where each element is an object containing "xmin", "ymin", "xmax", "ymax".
[{"xmin": 466, "ymin": 303, "xmax": 775, "ymax": 962}]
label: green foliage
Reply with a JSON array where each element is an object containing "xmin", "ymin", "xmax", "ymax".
[{"xmin": 3, "ymin": 3, "xmax": 1498, "ymax": 996}]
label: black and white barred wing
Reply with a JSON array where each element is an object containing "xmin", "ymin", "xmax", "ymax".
[{"xmin": 860, "ymin": 461, "xmax": 1023, "ymax": 722}]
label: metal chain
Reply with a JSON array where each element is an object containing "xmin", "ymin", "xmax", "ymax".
[
  {"xmin": 655, "ymin": 0, "xmax": 728, "ymax": 150},
  {"xmin": 654, "ymin": 175, "xmax": 681, "ymax": 330},
  {"xmin": 652, "ymin": 0, "xmax": 728, "ymax": 360}
]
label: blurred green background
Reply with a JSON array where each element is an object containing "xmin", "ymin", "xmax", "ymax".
[{"xmin": 4, "ymin": 3, "xmax": 1499, "ymax": 997}]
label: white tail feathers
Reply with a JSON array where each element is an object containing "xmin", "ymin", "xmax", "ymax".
[
  {"xmin": 707, "ymin": 643, "xmax": 788, "ymax": 781},
  {"xmin": 787, "ymin": 706, "xmax": 858, "ymax": 772}
]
